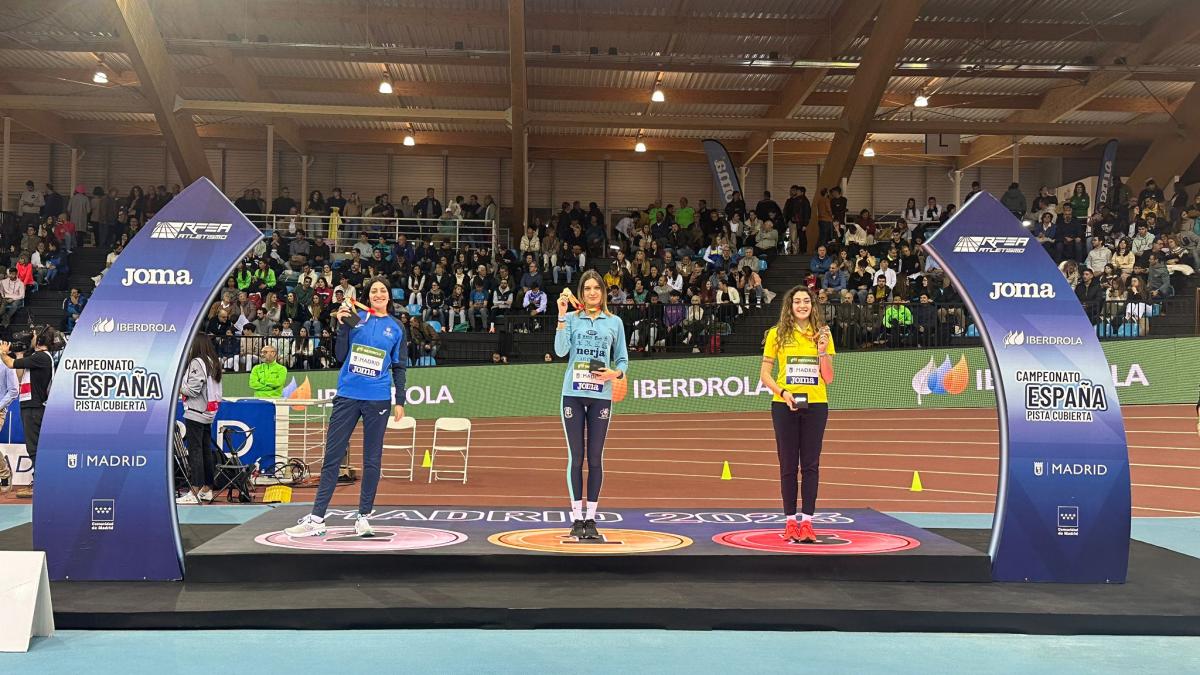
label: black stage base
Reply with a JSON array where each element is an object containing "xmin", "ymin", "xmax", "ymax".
[
  {"xmin": 185, "ymin": 506, "xmax": 991, "ymax": 583},
  {"xmin": 3, "ymin": 509, "xmax": 1199, "ymax": 635}
]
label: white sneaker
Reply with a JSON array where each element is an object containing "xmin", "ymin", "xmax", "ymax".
[
  {"xmin": 284, "ymin": 514, "xmax": 327, "ymax": 537},
  {"xmin": 198, "ymin": 487, "xmax": 214, "ymax": 502},
  {"xmin": 355, "ymin": 513, "xmax": 375, "ymax": 537},
  {"xmin": 176, "ymin": 492, "xmax": 199, "ymax": 505}
]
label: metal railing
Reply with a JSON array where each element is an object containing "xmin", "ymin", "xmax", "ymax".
[
  {"xmin": 243, "ymin": 213, "xmax": 505, "ymax": 255},
  {"xmin": 209, "ymin": 295, "xmax": 1190, "ymax": 370}
]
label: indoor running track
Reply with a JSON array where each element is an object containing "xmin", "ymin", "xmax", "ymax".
[{"xmin": 281, "ymin": 404, "xmax": 1200, "ymax": 517}]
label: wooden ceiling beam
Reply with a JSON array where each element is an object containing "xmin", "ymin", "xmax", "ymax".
[
  {"xmin": 2, "ymin": 67, "xmax": 1179, "ymax": 112},
  {"xmin": 112, "ymin": 0, "xmax": 211, "ymax": 183},
  {"xmin": 1128, "ymin": 78, "xmax": 1200, "ymax": 190},
  {"xmin": 957, "ymin": 0, "xmax": 1200, "ymax": 170},
  {"xmin": 175, "ymin": 99, "xmax": 510, "ymax": 123},
  {"xmin": 6, "ymin": 38, "xmax": 1200, "ymax": 82},
  {"xmin": 818, "ymin": 0, "xmax": 925, "ymax": 191},
  {"xmin": 9, "ymin": 96, "xmax": 1177, "ymax": 139},
  {"xmin": 204, "ymin": 47, "xmax": 307, "ymax": 154},
  {"xmin": 222, "ymin": 2, "xmax": 1199, "ymax": 44},
  {"xmin": 0, "ymin": 95, "xmax": 148, "ymax": 113},
  {"xmin": 0, "ymin": 84, "xmax": 76, "ymax": 147},
  {"xmin": 744, "ymin": 0, "xmax": 881, "ymax": 164},
  {"xmin": 57, "ymin": 120, "xmax": 1112, "ymax": 163}
]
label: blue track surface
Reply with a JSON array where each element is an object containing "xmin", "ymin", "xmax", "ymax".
[{"xmin": 3, "ymin": 630, "xmax": 1198, "ymax": 674}]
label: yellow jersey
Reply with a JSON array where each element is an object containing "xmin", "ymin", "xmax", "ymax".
[{"xmin": 762, "ymin": 326, "xmax": 835, "ymax": 404}]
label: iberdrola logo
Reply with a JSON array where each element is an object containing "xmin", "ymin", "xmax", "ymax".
[
  {"xmin": 281, "ymin": 376, "xmax": 313, "ymax": 410},
  {"xmin": 912, "ymin": 355, "xmax": 969, "ymax": 404}
]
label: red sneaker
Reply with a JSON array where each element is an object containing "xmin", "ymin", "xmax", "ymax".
[
  {"xmin": 782, "ymin": 519, "xmax": 803, "ymax": 542},
  {"xmin": 798, "ymin": 520, "xmax": 817, "ymax": 543}
]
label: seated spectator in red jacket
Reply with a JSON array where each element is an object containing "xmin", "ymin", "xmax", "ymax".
[{"xmin": 15, "ymin": 255, "xmax": 34, "ymax": 287}]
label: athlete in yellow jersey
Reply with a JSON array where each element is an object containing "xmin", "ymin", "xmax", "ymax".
[{"xmin": 758, "ymin": 285, "xmax": 835, "ymax": 543}]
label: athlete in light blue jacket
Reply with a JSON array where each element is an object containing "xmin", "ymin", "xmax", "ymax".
[
  {"xmin": 553, "ymin": 269, "xmax": 629, "ymax": 541},
  {"xmin": 288, "ymin": 277, "xmax": 407, "ymax": 539}
]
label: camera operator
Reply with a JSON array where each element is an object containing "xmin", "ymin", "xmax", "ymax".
[
  {"xmin": 0, "ymin": 353, "xmax": 16, "ymax": 492},
  {"xmin": 0, "ymin": 326, "xmax": 59, "ymax": 499}
]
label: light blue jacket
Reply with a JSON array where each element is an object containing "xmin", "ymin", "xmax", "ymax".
[{"xmin": 553, "ymin": 310, "xmax": 630, "ymax": 400}]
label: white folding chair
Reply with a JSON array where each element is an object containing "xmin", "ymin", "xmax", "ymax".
[
  {"xmin": 429, "ymin": 417, "xmax": 471, "ymax": 483},
  {"xmin": 382, "ymin": 416, "xmax": 418, "ymax": 481}
]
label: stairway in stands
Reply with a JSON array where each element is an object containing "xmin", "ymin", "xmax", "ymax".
[
  {"xmin": 12, "ymin": 246, "xmax": 106, "ymax": 336},
  {"xmin": 723, "ymin": 253, "xmax": 811, "ymax": 353}
]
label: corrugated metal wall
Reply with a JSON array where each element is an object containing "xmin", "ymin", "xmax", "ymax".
[
  {"xmin": 224, "ymin": 149, "xmax": 267, "ymax": 197},
  {"xmin": 660, "ymin": 161, "xmax": 713, "ymax": 207},
  {"xmin": 551, "ymin": 159, "xmax": 604, "ymax": 208},
  {"xmin": 165, "ymin": 149, "xmax": 223, "ymax": 191},
  {"xmin": 607, "ymin": 160, "xmax": 659, "ymax": 209},
  {"xmin": 872, "ymin": 165, "xmax": 924, "ymax": 216},
  {"xmin": 109, "ymin": 147, "xmax": 167, "ymax": 193},
  {"xmin": 772, "ymin": 164, "xmax": 819, "ymax": 197},
  {"xmin": 335, "ymin": 154, "xmax": 389, "ymax": 197},
  {"xmin": 390, "ymin": 156, "xmax": 444, "ymax": 204},
  {"xmin": 447, "ymin": 157, "xmax": 499, "ymax": 202},
  {"xmin": 50, "ymin": 145, "xmax": 112, "ymax": 194}
]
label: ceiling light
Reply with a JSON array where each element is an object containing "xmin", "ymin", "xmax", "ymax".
[
  {"xmin": 379, "ymin": 78, "xmax": 393, "ymax": 94},
  {"xmin": 403, "ymin": 135, "xmax": 416, "ymax": 146},
  {"xmin": 634, "ymin": 141, "xmax": 647, "ymax": 153},
  {"xmin": 914, "ymin": 94, "xmax": 929, "ymax": 107},
  {"xmin": 92, "ymin": 70, "xmax": 108, "ymax": 84},
  {"xmin": 650, "ymin": 87, "xmax": 665, "ymax": 103},
  {"xmin": 862, "ymin": 144, "xmax": 876, "ymax": 157}
]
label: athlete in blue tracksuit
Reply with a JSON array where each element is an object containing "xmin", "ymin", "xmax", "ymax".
[
  {"xmin": 553, "ymin": 270, "xmax": 629, "ymax": 540},
  {"xmin": 286, "ymin": 278, "xmax": 407, "ymax": 538}
]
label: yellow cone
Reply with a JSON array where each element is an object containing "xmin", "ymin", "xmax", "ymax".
[
  {"xmin": 263, "ymin": 485, "xmax": 292, "ymax": 503},
  {"xmin": 910, "ymin": 471, "xmax": 924, "ymax": 492},
  {"xmin": 720, "ymin": 461, "xmax": 733, "ymax": 480},
  {"xmin": 422, "ymin": 450, "xmax": 433, "ymax": 468}
]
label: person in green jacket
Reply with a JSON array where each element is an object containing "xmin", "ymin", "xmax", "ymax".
[
  {"xmin": 235, "ymin": 263, "xmax": 254, "ymax": 292},
  {"xmin": 248, "ymin": 344, "xmax": 288, "ymax": 397},
  {"xmin": 252, "ymin": 259, "xmax": 277, "ymax": 294},
  {"xmin": 876, "ymin": 296, "xmax": 914, "ymax": 347},
  {"xmin": 1069, "ymin": 182, "xmax": 1090, "ymax": 217}
]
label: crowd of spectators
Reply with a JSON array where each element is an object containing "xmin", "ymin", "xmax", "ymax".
[
  {"xmin": 1032, "ymin": 178, "xmax": 1198, "ymax": 335},
  {"xmin": 18, "ymin": 172, "xmax": 1197, "ymax": 369},
  {"xmin": 787, "ymin": 177, "xmax": 1198, "ymax": 347},
  {"xmin": 4, "ymin": 180, "xmax": 95, "ymax": 334}
]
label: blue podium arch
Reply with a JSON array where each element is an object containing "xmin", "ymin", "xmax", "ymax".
[
  {"xmin": 924, "ymin": 193, "xmax": 1130, "ymax": 583},
  {"xmin": 34, "ymin": 178, "xmax": 261, "ymax": 581}
]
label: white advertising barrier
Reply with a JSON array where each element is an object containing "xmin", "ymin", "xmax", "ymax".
[
  {"xmin": 0, "ymin": 551, "xmax": 55, "ymax": 652},
  {"xmin": 0, "ymin": 444, "xmax": 32, "ymax": 487}
]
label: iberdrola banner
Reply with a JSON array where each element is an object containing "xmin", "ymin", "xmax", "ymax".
[
  {"xmin": 924, "ymin": 193, "xmax": 1130, "ymax": 583},
  {"xmin": 33, "ymin": 178, "xmax": 261, "ymax": 581}
]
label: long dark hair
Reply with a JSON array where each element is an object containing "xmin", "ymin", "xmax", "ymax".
[
  {"xmin": 767, "ymin": 285, "xmax": 826, "ymax": 350},
  {"xmin": 190, "ymin": 333, "xmax": 223, "ymax": 382}
]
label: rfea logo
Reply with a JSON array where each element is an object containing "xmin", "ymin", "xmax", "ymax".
[{"xmin": 912, "ymin": 355, "xmax": 969, "ymax": 404}]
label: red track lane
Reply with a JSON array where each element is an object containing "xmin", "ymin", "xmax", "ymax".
[
  {"xmin": 3, "ymin": 405, "xmax": 1193, "ymax": 515},
  {"xmin": 296, "ymin": 404, "xmax": 1200, "ymax": 517}
]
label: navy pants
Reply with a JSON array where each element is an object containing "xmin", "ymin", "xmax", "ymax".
[
  {"xmin": 561, "ymin": 395, "xmax": 612, "ymax": 503},
  {"xmin": 312, "ymin": 396, "xmax": 390, "ymax": 518},
  {"xmin": 770, "ymin": 402, "xmax": 829, "ymax": 516}
]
